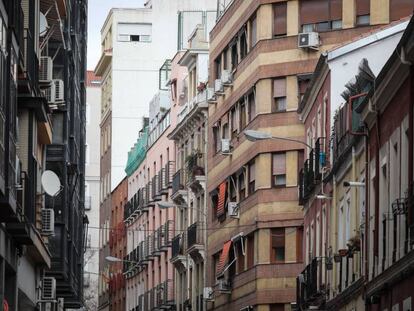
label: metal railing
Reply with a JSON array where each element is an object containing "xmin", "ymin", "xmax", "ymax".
[
  {"xmin": 172, "ymin": 169, "xmax": 186, "ymax": 196},
  {"xmin": 172, "ymin": 233, "xmax": 186, "ymax": 259},
  {"xmin": 187, "ymin": 222, "xmax": 204, "ymax": 249},
  {"xmin": 152, "ymin": 175, "xmax": 160, "ymax": 200}
]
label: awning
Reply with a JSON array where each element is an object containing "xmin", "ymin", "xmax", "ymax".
[
  {"xmin": 216, "ymin": 182, "xmax": 227, "ymax": 217},
  {"xmin": 216, "ymin": 240, "xmax": 232, "ymax": 277}
]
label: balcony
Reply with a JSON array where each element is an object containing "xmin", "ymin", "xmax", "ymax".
[
  {"xmin": 299, "ymin": 138, "xmax": 326, "ymax": 205},
  {"xmin": 158, "ymin": 220, "xmax": 174, "ymax": 252},
  {"xmin": 186, "ymin": 222, "xmax": 205, "ymax": 262},
  {"xmin": 297, "ymin": 258, "xmax": 326, "ymax": 310},
  {"xmin": 185, "ymin": 152, "xmax": 206, "ymax": 193},
  {"xmin": 95, "ymin": 48, "xmax": 112, "ymax": 76},
  {"xmin": 152, "ymin": 229, "xmax": 162, "ymax": 257},
  {"xmin": 139, "ymin": 187, "xmax": 149, "ymax": 212},
  {"xmin": 152, "ymin": 175, "xmax": 161, "ymax": 201},
  {"xmin": 171, "ymin": 233, "xmax": 187, "ymax": 271},
  {"xmin": 146, "ymin": 181, "xmax": 155, "ymax": 207},
  {"xmin": 171, "ymin": 169, "xmax": 188, "ymax": 204},
  {"xmin": 156, "ymin": 280, "xmax": 175, "ymax": 308},
  {"xmin": 139, "ymin": 240, "xmax": 149, "ymax": 265}
]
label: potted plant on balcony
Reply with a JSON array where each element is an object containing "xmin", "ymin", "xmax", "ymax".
[
  {"xmin": 197, "ymin": 82, "xmax": 206, "ymax": 93},
  {"xmin": 347, "ymin": 233, "xmax": 361, "ymax": 254}
]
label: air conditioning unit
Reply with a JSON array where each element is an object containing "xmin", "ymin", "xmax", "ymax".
[
  {"xmin": 207, "ymin": 87, "xmax": 217, "ymax": 103},
  {"xmin": 221, "ymin": 139, "xmax": 231, "ymax": 154},
  {"xmin": 214, "ymin": 79, "xmax": 224, "ymax": 94},
  {"xmin": 298, "ymin": 32, "xmax": 319, "ymax": 49},
  {"xmin": 218, "ymin": 279, "xmax": 231, "ymax": 293},
  {"xmin": 39, "ymin": 56, "xmax": 53, "ymax": 82},
  {"xmin": 228, "ymin": 202, "xmax": 239, "ymax": 218},
  {"xmin": 221, "ymin": 70, "xmax": 233, "ymax": 85},
  {"xmin": 41, "ymin": 208, "xmax": 55, "ymax": 235},
  {"xmin": 45, "ymin": 79, "xmax": 64, "ymax": 104},
  {"xmin": 42, "ymin": 277, "xmax": 57, "ymax": 300},
  {"xmin": 203, "ymin": 287, "xmax": 213, "ymax": 301}
]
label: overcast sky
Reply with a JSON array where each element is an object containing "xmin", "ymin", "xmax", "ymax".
[{"xmin": 87, "ymin": 0, "xmax": 146, "ymax": 70}]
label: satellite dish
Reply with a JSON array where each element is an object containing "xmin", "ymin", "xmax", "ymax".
[
  {"xmin": 39, "ymin": 13, "xmax": 49, "ymax": 37},
  {"xmin": 41, "ymin": 170, "xmax": 61, "ymax": 196}
]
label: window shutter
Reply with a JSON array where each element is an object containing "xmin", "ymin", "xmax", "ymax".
[
  {"xmin": 300, "ymin": 0, "xmax": 330, "ymax": 25},
  {"xmin": 273, "ymin": 78, "xmax": 286, "ymax": 98},
  {"xmin": 272, "ymin": 153, "xmax": 286, "ymax": 175},
  {"xmin": 356, "ymin": 0, "xmax": 370, "ymax": 16},
  {"xmin": 330, "ymin": 0, "xmax": 343, "ymax": 21},
  {"xmin": 272, "ymin": 228, "xmax": 285, "ymax": 247},
  {"xmin": 273, "ymin": 2, "xmax": 287, "ymax": 36}
]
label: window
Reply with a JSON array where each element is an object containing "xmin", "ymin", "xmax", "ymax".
[
  {"xmin": 239, "ymin": 101, "xmax": 247, "ymax": 130},
  {"xmin": 250, "ymin": 14, "xmax": 257, "ymax": 47},
  {"xmin": 272, "ymin": 153, "xmax": 286, "ymax": 186},
  {"xmin": 356, "ymin": 0, "xmax": 370, "ymax": 25},
  {"xmin": 239, "ymin": 28, "xmax": 248, "ymax": 60},
  {"xmin": 247, "ymin": 234, "xmax": 254, "ymax": 268},
  {"xmin": 248, "ymin": 160, "xmax": 255, "ymax": 193},
  {"xmin": 230, "ymin": 40, "xmax": 238, "ymax": 70},
  {"xmin": 238, "ymin": 172, "xmax": 246, "ymax": 201},
  {"xmin": 117, "ymin": 23, "xmax": 152, "ymax": 42},
  {"xmin": 300, "ymin": 0, "xmax": 343, "ymax": 32},
  {"xmin": 273, "ymin": 78, "xmax": 287, "ymax": 112},
  {"xmin": 230, "ymin": 108, "xmax": 238, "ymax": 139},
  {"xmin": 273, "ymin": 2, "xmax": 287, "ymax": 36},
  {"xmin": 236, "ymin": 240, "xmax": 245, "ymax": 273},
  {"xmin": 296, "ymin": 227, "xmax": 303, "ymax": 262},
  {"xmin": 247, "ymin": 91, "xmax": 256, "ymax": 122},
  {"xmin": 213, "ymin": 124, "xmax": 220, "ymax": 153},
  {"xmin": 215, "ymin": 56, "xmax": 222, "ymax": 79},
  {"xmin": 271, "ymin": 228, "xmax": 285, "ymax": 263}
]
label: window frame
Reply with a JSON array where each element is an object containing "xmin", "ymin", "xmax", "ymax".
[{"xmin": 272, "ymin": 153, "xmax": 287, "ymax": 187}]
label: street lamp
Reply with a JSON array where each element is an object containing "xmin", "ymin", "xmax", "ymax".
[
  {"xmin": 244, "ymin": 129, "xmax": 312, "ymax": 149},
  {"xmin": 316, "ymin": 194, "xmax": 332, "ymax": 200}
]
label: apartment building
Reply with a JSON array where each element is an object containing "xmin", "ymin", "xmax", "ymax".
[
  {"xmin": 360, "ymin": 18, "xmax": 414, "ymax": 311},
  {"xmin": 0, "ymin": 0, "xmax": 53, "ymax": 309},
  {"xmin": 108, "ymin": 178, "xmax": 128, "ymax": 311},
  {"xmin": 205, "ymin": 1, "xmax": 414, "ymax": 310},
  {"xmin": 124, "ymin": 124, "xmax": 149, "ymax": 311},
  {"xmin": 1, "ymin": 0, "xmax": 87, "ymax": 310},
  {"xmin": 42, "ymin": 0, "xmax": 88, "ymax": 307},
  {"xmin": 123, "ymin": 61, "xmax": 179, "ymax": 310},
  {"xmin": 168, "ymin": 25, "xmax": 210, "ymax": 311},
  {"xmin": 297, "ymin": 19, "xmax": 408, "ymax": 311},
  {"xmin": 97, "ymin": 4, "xmax": 217, "ymax": 309},
  {"xmin": 84, "ymin": 71, "xmax": 102, "ymax": 310}
]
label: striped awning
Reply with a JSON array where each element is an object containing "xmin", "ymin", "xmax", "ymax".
[
  {"xmin": 216, "ymin": 182, "xmax": 227, "ymax": 217},
  {"xmin": 216, "ymin": 240, "xmax": 232, "ymax": 277}
]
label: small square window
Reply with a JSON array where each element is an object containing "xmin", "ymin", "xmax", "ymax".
[
  {"xmin": 274, "ymin": 174, "xmax": 286, "ymax": 186},
  {"xmin": 316, "ymin": 21, "xmax": 331, "ymax": 32},
  {"xmin": 332, "ymin": 20, "xmax": 342, "ymax": 30},
  {"xmin": 356, "ymin": 15, "xmax": 370, "ymax": 26},
  {"xmin": 302, "ymin": 24, "xmax": 315, "ymax": 33},
  {"xmin": 274, "ymin": 97, "xmax": 286, "ymax": 112},
  {"xmin": 130, "ymin": 35, "xmax": 141, "ymax": 42}
]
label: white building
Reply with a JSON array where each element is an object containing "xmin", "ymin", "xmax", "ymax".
[
  {"xmin": 95, "ymin": 0, "xmax": 217, "ymax": 193},
  {"xmin": 84, "ymin": 71, "xmax": 102, "ymax": 311}
]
